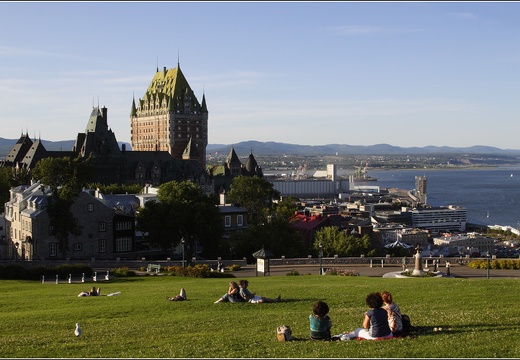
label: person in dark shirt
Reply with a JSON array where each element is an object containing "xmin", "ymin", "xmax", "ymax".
[{"xmin": 342, "ymin": 292, "xmax": 393, "ymax": 340}]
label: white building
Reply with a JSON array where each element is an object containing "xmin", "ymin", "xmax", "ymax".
[
  {"xmin": 411, "ymin": 205, "xmax": 467, "ymax": 232},
  {"xmin": 433, "ymin": 232, "xmax": 494, "ymax": 256}
]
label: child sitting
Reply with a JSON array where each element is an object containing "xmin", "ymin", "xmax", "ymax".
[{"xmin": 309, "ymin": 300, "xmax": 332, "ymax": 340}]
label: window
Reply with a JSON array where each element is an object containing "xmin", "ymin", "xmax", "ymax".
[
  {"xmin": 87, "ymin": 203, "xmax": 94, "ymax": 212},
  {"xmin": 73, "ymin": 243, "xmax": 82, "ymax": 251},
  {"xmin": 99, "ymin": 239, "xmax": 106, "ymax": 253},
  {"xmin": 115, "ymin": 237, "xmax": 132, "ymax": 252},
  {"xmin": 237, "ymin": 215, "xmax": 243, "ymax": 227},
  {"xmin": 99, "ymin": 222, "xmax": 106, "ymax": 232},
  {"xmin": 48, "ymin": 225, "xmax": 54, "ymax": 235},
  {"xmin": 225, "ymin": 216, "xmax": 231, "ymax": 227},
  {"xmin": 116, "ymin": 222, "xmax": 132, "ymax": 230},
  {"xmin": 49, "ymin": 243, "xmax": 57, "ymax": 257}
]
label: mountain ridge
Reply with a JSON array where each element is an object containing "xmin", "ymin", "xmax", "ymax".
[
  {"xmin": 206, "ymin": 140, "xmax": 520, "ymax": 156},
  {"xmin": 1, "ymin": 137, "xmax": 520, "ymax": 157}
]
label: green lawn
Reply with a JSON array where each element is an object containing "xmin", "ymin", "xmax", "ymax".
[{"xmin": 0, "ymin": 274, "xmax": 519, "ymax": 358}]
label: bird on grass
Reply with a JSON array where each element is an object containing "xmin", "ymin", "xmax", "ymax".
[{"xmin": 74, "ymin": 323, "xmax": 81, "ymax": 337}]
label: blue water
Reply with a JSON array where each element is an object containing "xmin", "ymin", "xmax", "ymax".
[{"xmin": 359, "ymin": 167, "xmax": 520, "ymax": 228}]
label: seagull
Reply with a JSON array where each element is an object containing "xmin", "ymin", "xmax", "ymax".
[{"xmin": 74, "ymin": 323, "xmax": 81, "ymax": 337}]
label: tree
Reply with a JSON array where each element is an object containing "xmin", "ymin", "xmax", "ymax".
[
  {"xmin": 228, "ymin": 220, "xmax": 304, "ymax": 262},
  {"xmin": 87, "ymin": 183, "xmax": 143, "ymax": 195},
  {"xmin": 227, "ymin": 176, "xmax": 280, "ymax": 226},
  {"xmin": 136, "ymin": 181, "xmax": 223, "ymax": 259},
  {"xmin": 0, "ymin": 166, "xmax": 31, "ymax": 206},
  {"xmin": 31, "ymin": 157, "xmax": 92, "ymax": 257},
  {"xmin": 274, "ymin": 196, "xmax": 299, "ymax": 222},
  {"xmin": 313, "ymin": 226, "xmax": 376, "ymax": 257}
]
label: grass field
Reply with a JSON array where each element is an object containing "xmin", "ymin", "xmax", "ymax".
[{"xmin": 0, "ymin": 273, "xmax": 519, "ymax": 358}]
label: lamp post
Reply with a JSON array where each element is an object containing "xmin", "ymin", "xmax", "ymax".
[
  {"xmin": 486, "ymin": 251, "xmax": 490, "ymax": 279},
  {"xmin": 14, "ymin": 242, "xmax": 19, "ymax": 261},
  {"xmin": 318, "ymin": 242, "xmax": 323, "ymax": 275},
  {"xmin": 181, "ymin": 238, "xmax": 185, "ymax": 268}
]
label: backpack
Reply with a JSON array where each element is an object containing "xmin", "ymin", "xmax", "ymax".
[
  {"xmin": 401, "ymin": 314, "xmax": 412, "ymax": 333},
  {"xmin": 276, "ymin": 325, "xmax": 294, "ymax": 341}
]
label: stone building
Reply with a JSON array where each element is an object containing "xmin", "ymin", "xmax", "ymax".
[
  {"xmin": 208, "ymin": 146, "xmax": 264, "ymax": 194},
  {"xmin": 1, "ymin": 105, "xmax": 208, "ymax": 187},
  {"xmin": 130, "ymin": 63, "xmax": 208, "ymax": 168},
  {"xmin": 4, "ymin": 180, "xmax": 137, "ymax": 260},
  {"xmin": 1, "ymin": 63, "xmax": 210, "ymax": 188}
]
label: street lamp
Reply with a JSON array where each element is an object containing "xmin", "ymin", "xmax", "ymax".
[
  {"xmin": 318, "ymin": 242, "xmax": 323, "ymax": 275},
  {"xmin": 486, "ymin": 251, "xmax": 490, "ymax": 279},
  {"xmin": 181, "ymin": 238, "xmax": 185, "ymax": 268}
]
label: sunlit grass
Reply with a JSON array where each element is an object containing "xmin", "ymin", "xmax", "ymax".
[{"xmin": 0, "ymin": 275, "xmax": 519, "ymax": 358}]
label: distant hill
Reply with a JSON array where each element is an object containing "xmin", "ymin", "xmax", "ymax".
[
  {"xmin": 0, "ymin": 137, "xmax": 131, "ymax": 158},
  {"xmin": 207, "ymin": 140, "xmax": 520, "ymax": 156},
  {"xmin": 2, "ymin": 137, "xmax": 520, "ymax": 158}
]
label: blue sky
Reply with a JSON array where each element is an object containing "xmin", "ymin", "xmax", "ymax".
[{"xmin": 1, "ymin": 2, "xmax": 520, "ymax": 149}]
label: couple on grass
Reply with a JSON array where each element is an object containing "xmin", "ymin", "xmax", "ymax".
[{"xmin": 214, "ymin": 280, "xmax": 281, "ymax": 304}]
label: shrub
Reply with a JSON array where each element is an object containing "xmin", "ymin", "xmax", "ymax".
[
  {"xmin": 400, "ymin": 270, "xmax": 436, "ymax": 277},
  {"xmin": 111, "ymin": 267, "xmax": 136, "ymax": 277},
  {"xmin": 286, "ymin": 269, "xmax": 300, "ymax": 276},
  {"xmin": 226, "ymin": 264, "xmax": 241, "ymax": 271},
  {"xmin": 168, "ymin": 264, "xmax": 213, "ymax": 278},
  {"xmin": 325, "ymin": 268, "xmax": 360, "ymax": 276},
  {"xmin": 0, "ymin": 265, "xmax": 28, "ymax": 279},
  {"xmin": 0, "ymin": 264, "xmax": 93, "ymax": 280},
  {"xmin": 468, "ymin": 259, "xmax": 520, "ymax": 270}
]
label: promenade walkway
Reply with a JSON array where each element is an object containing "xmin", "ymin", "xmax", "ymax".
[{"xmin": 233, "ymin": 263, "xmax": 520, "ymax": 279}]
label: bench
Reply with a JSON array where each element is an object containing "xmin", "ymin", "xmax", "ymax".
[{"xmin": 147, "ymin": 264, "xmax": 161, "ymax": 273}]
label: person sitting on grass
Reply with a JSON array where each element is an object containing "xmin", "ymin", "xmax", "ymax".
[
  {"xmin": 238, "ymin": 279, "xmax": 281, "ymax": 303},
  {"xmin": 214, "ymin": 281, "xmax": 243, "ymax": 303},
  {"xmin": 381, "ymin": 291, "xmax": 402, "ymax": 334},
  {"xmin": 309, "ymin": 300, "xmax": 333, "ymax": 340},
  {"xmin": 339, "ymin": 292, "xmax": 393, "ymax": 340}
]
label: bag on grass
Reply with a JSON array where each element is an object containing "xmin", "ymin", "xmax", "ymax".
[
  {"xmin": 276, "ymin": 325, "xmax": 294, "ymax": 341},
  {"xmin": 401, "ymin": 314, "xmax": 412, "ymax": 333}
]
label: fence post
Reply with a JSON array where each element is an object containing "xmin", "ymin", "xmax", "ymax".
[
  {"xmin": 370, "ymin": 259, "xmax": 373, "ymax": 268},
  {"xmin": 81, "ymin": 273, "xmax": 85, "ymax": 283},
  {"xmin": 381, "ymin": 259, "xmax": 384, "ymax": 268},
  {"xmin": 55, "ymin": 275, "xmax": 59, "ymax": 284},
  {"xmin": 68, "ymin": 274, "xmax": 72, "ymax": 284},
  {"xmin": 41, "ymin": 276, "xmax": 45, "ymax": 284}
]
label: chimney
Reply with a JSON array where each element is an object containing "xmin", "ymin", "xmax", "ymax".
[
  {"xmin": 101, "ymin": 106, "xmax": 108, "ymax": 125},
  {"xmin": 219, "ymin": 190, "xmax": 227, "ymax": 205}
]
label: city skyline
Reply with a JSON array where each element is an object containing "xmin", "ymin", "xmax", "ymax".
[{"xmin": 1, "ymin": 2, "xmax": 520, "ymax": 149}]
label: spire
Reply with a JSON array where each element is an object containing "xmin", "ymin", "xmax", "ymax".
[
  {"xmin": 201, "ymin": 92, "xmax": 208, "ymax": 113},
  {"xmin": 182, "ymin": 137, "xmax": 199, "ymax": 160},
  {"xmin": 156, "ymin": 56, "xmax": 159, "ymax": 72},
  {"xmin": 130, "ymin": 96, "xmax": 137, "ymax": 116}
]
